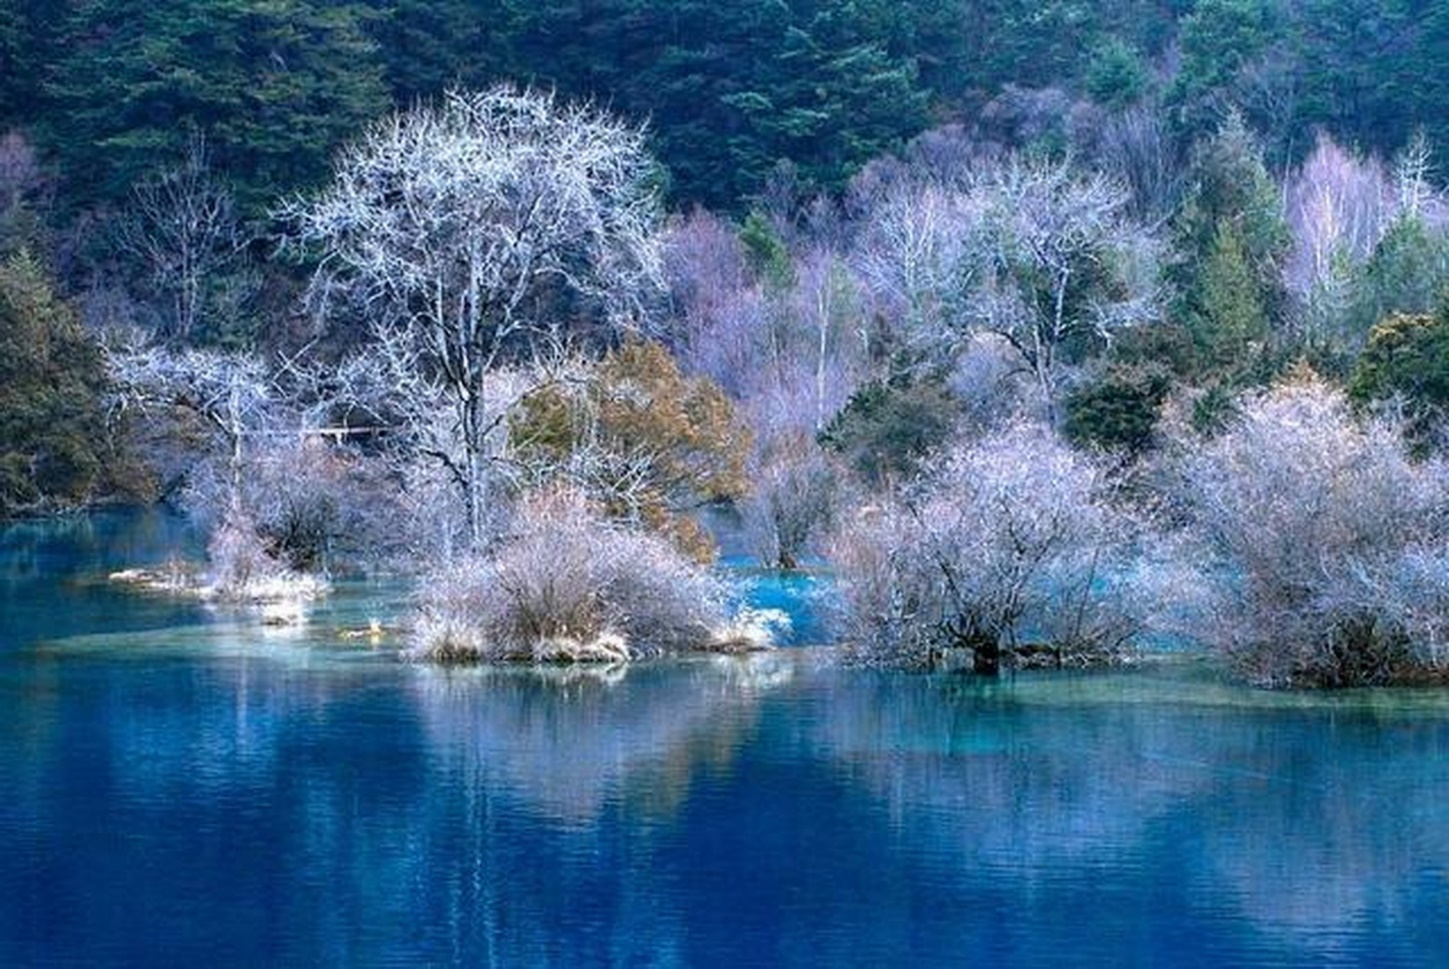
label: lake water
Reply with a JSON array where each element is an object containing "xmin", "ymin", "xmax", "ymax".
[{"xmin": 4, "ymin": 510, "xmax": 1449, "ymax": 966}]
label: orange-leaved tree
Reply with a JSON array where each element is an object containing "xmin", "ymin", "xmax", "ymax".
[{"xmin": 511, "ymin": 340, "xmax": 749, "ymax": 560}]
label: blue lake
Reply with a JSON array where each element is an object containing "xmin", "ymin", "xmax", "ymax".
[{"xmin": 4, "ymin": 510, "xmax": 1449, "ymax": 966}]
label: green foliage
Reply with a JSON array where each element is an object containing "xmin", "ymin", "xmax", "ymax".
[
  {"xmin": 1171, "ymin": 114, "xmax": 1290, "ymax": 377},
  {"xmin": 819, "ymin": 370, "xmax": 959, "ymax": 484},
  {"xmin": 964, "ymin": 2, "xmax": 1099, "ymax": 93},
  {"xmin": 1291, "ymin": 1, "xmax": 1432, "ymax": 162},
  {"xmin": 1063, "ymin": 323, "xmax": 1192, "ymax": 454},
  {"xmin": 44, "ymin": 0, "xmax": 389, "ymax": 213},
  {"xmin": 1065, "ymin": 370, "xmax": 1171, "ymax": 455},
  {"xmin": 738, "ymin": 212, "xmax": 796, "ymax": 291},
  {"xmin": 1347, "ymin": 214, "xmax": 1449, "ymax": 343},
  {"xmin": 0, "ymin": 3, "xmax": 70, "ymax": 129},
  {"xmin": 1349, "ymin": 311, "xmax": 1449, "ymax": 444},
  {"xmin": 1086, "ymin": 37, "xmax": 1150, "ymax": 110},
  {"xmin": 1194, "ymin": 220, "xmax": 1270, "ymax": 364},
  {"xmin": 364, "ymin": 0, "xmax": 512, "ymax": 104},
  {"xmin": 1, "ymin": 0, "xmax": 1447, "ymax": 223},
  {"xmin": 0, "ymin": 253, "xmax": 117, "ymax": 513},
  {"xmin": 1179, "ymin": 113, "xmax": 1291, "ymax": 273},
  {"xmin": 1167, "ymin": 0, "xmax": 1278, "ymax": 137},
  {"xmin": 1188, "ymin": 383, "xmax": 1240, "ymax": 435},
  {"xmin": 505, "ymin": 0, "xmax": 930, "ymax": 209}
]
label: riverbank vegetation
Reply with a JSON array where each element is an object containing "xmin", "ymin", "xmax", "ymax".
[{"xmin": 4, "ymin": 1, "xmax": 1449, "ymax": 683}]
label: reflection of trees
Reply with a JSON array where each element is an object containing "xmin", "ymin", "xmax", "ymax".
[
  {"xmin": 814, "ymin": 671, "xmax": 1221, "ymax": 873},
  {"xmin": 369, "ymin": 656, "xmax": 787, "ymax": 962},
  {"xmin": 813, "ymin": 668, "xmax": 1449, "ymax": 961},
  {"xmin": 4, "ymin": 648, "xmax": 795, "ymax": 963},
  {"xmin": 1, "ymin": 510, "xmax": 205, "ymax": 647},
  {"xmin": 407, "ymin": 657, "xmax": 787, "ymax": 824},
  {"xmin": 1186, "ymin": 702, "xmax": 1449, "ymax": 956},
  {"xmin": 11, "ymin": 564, "xmax": 1449, "ymax": 968}
]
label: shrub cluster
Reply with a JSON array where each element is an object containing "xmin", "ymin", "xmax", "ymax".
[
  {"xmin": 409, "ymin": 491, "xmax": 732, "ymax": 664},
  {"xmin": 1176, "ymin": 376, "xmax": 1449, "ymax": 687},
  {"xmin": 832, "ymin": 421, "xmax": 1146, "ymax": 673}
]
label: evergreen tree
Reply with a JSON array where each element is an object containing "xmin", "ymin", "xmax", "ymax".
[
  {"xmin": 1171, "ymin": 113, "xmax": 1290, "ymax": 372},
  {"xmin": 1349, "ymin": 310, "xmax": 1449, "ymax": 447},
  {"xmin": 0, "ymin": 252, "xmax": 117, "ymax": 512},
  {"xmin": 45, "ymin": 0, "xmax": 389, "ymax": 213},
  {"xmin": 1348, "ymin": 213, "xmax": 1449, "ymax": 343},
  {"xmin": 1195, "ymin": 220, "xmax": 1269, "ymax": 365},
  {"xmin": 1167, "ymin": 0, "xmax": 1279, "ymax": 140},
  {"xmin": 1292, "ymin": 0, "xmax": 1416, "ymax": 156},
  {"xmin": 0, "ymin": 1, "xmax": 66, "ymax": 129},
  {"xmin": 364, "ymin": 0, "xmax": 513, "ymax": 104},
  {"xmin": 507, "ymin": 0, "xmax": 929, "ymax": 209}
]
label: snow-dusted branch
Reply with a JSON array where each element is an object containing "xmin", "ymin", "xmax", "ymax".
[{"xmin": 283, "ymin": 85, "xmax": 665, "ymax": 545}]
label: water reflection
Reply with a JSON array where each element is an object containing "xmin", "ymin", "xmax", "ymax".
[
  {"xmin": 408, "ymin": 656, "xmax": 791, "ymax": 825},
  {"xmin": 7, "ymin": 512, "xmax": 1449, "ymax": 965},
  {"xmin": 809, "ymin": 668, "xmax": 1449, "ymax": 963},
  {"xmin": 0, "ymin": 508, "xmax": 206, "ymax": 647}
]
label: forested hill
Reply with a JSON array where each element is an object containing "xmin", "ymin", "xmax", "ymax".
[{"xmin": 2, "ymin": 1, "xmax": 1448, "ymax": 214}]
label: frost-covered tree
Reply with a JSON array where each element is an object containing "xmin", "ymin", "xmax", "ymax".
[
  {"xmin": 1177, "ymin": 375, "xmax": 1449, "ymax": 687},
  {"xmin": 118, "ymin": 137, "xmax": 254, "ymax": 346},
  {"xmin": 287, "ymin": 85, "xmax": 664, "ymax": 545},
  {"xmin": 850, "ymin": 157, "xmax": 1159, "ymax": 424},
  {"xmin": 833, "ymin": 421, "xmax": 1145, "ymax": 673},
  {"xmin": 104, "ymin": 338, "xmax": 275, "ymax": 514},
  {"xmin": 959, "ymin": 159, "xmax": 1160, "ymax": 423}
]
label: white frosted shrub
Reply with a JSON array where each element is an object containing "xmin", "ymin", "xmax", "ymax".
[
  {"xmin": 1179, "ymin": 376, "xmax": 1449, "ymax": 686},
  {"xmin": 409, "ymin": 490, "xmax": 731, "ymax": 663},
  {"xmin": 833, "ymin": 420, "xmax": 1144, "ymax": 671}
]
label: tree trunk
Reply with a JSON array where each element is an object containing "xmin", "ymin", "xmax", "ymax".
[{"xmin": 972, "ymin": 639, "xmax": 1001, "ymax": 676}]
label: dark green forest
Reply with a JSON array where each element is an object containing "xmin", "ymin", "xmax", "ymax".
[
  {"xmin": 6, "ymin": 1, "xmax": 1449, "ymax": 685},
  {"xmin": 3, "ymin": 1, "xmax": 1448, "ymax": 214}
]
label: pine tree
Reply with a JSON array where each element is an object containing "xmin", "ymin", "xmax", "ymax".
[
  {"xmin": 45, "ymin": 0, "xmax": 389, "ymax": 213},
  {"xmin": 0, "ymin": 253, "xmax": 116, "ymax": 511}
]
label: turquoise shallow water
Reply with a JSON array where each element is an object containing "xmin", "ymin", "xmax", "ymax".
[{"xmin": 3, "ymin": 510, "xmax": 1449, "ymax": 966}]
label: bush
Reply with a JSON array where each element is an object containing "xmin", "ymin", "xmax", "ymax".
[
  {"xmin": 1064, "ymin": 368, "xmax": 1170, "ymax": 455},
  {"xmin": 1348, "ymin": 311, "xmax": 1449, "ymax": 448},
  {"xmin": 832, "ymin": 421, "xmax": 1144, "ymax": 672},
  {"xmin": 181, "ymin": 435, "xmax": 391, "ymax": 572},
  {"xmin": 1178, "ymin": 375, "xmax": 1449, "ymax": 687},
  {"xmin": 739, "ymin": 428, "xmax": 838, "ymax": 570},
  {"xmin": 203, "ymin": 507, "xmax": 327, "ymax": 608},
  {"xmin": 409, "ymin": 490, "xmax": 735, "ymax": 663}
]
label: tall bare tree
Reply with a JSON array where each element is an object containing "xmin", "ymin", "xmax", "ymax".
[
  {"xmin": 958, "ymin": 159, "xmax": 1160, "ymax": 424},
  {"xmin": 119, "ymin": 137, "xmax": 249, "ymax": 344},
  {"xmin": 286, "ymin": 86, "xmax": 664, "ymax": 545}
]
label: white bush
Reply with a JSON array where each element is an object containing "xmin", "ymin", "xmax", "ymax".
[
  {"xmin": 409, "ymin": 490, "xmax": 737, "ymax": 663},
  {"xmin": 833, "ymin": 421, "xmax": 1144, "ymax": 671},
  {"xmin": 1178, "ymin": 375, "xmax": 1449, "ymax": 686}
]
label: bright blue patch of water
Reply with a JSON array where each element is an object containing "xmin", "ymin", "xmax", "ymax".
[{"xmin": 721, "ymin": 555, "xmax": 833, "ymax": 646}]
